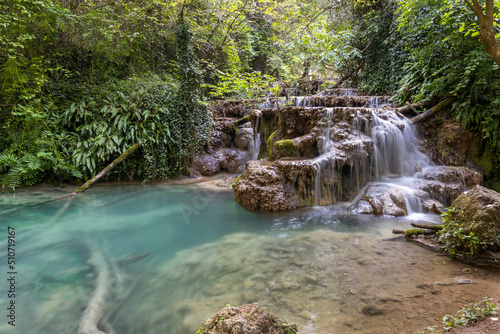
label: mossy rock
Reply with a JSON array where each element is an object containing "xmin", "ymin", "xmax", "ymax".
[
  {"xmin": 439, "ymin": 185, "xmax": 500, "ymax": 256},
  {"xmin": 266, "ymin": 131, "xmax": 278, "ymax": 158},
  {"xmin": 270, "ymin": 139, "xmax": 299, "ymax": 160}
]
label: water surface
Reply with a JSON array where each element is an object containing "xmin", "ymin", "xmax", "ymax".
[{"xmin": 1, "ymin": 184, "xmax": 498, "ymax": 334}]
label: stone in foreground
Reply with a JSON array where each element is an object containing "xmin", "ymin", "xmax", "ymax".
[
  {"xmin": 196, "ymin": 303, "xmax": 297, "ymax": 334},
  {"xmin": 441, "ymin": 185, "xmax": 500, "ymax": 254}
]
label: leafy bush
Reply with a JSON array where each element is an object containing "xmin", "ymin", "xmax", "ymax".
[
  {"xmin": 438, "ymin": 207, "xmax": 498, "ymax": 257},
  {"xmin": 419, "ymin": 297, "xmax": 499, "ymax": 333}
]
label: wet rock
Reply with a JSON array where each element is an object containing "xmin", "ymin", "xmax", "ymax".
[
  {"xmin": 441, "ymin": 185, "xmax": 500, "ymax": 252},
  {"xmin": 208, "ymin": 130, "xmax": 232, "ymax": 153},
  {"xmin": 418, "ymin": 181, "xmax": 463, "ymax": 207},
  {"xmin": 298, "ymin": 311, "xmax": 314, "ymax": 320},
  {"xmin": 416, "ymin": 166, "xmax": 482, "ymax": 189},
  {"xmin": 197, "ymin": 303, "xmax": 298, "ymax": 334},
  {"xmin": 193, "ymin": 154, "xmax": 221, "ymax": 176},
  {"xmin": 233, "ymin": 161, "xmax": 300, "ymax": 211},
  {"xmin": 234, "ymin": 128, "xmax": 253, "ymax": 151},
  {"xmin": 219, "ymin": 148, "xmax": 249, "ymax": 173},
  {"xmin": 349, "ymin": 184, "xmax": 409, "ymax": 216},
  {"xmin": 362, "ymin": 305, "xmax": 388, "ymax": 316}
]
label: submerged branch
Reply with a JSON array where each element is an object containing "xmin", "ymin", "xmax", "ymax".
[{"xmin": 78, "ymin": 241, "xmax": 114, "ymax": 334}]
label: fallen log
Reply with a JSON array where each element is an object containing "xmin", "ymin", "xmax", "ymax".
[
  {"xmin": 75, "ymin": 143, "xmax": 140, "ymax": 194},
  {"xmin": 0, "ymin": 143, "xmax": 141, "ymax": 216},
  {"xmin": 410, "ymin": 97, "xmax": 455, "ymax": 124},
  {"xmin": 410, "ymin": 223, "xmax": 443, "ymax": 231},
  {"xmin": 78, "ymin": 242, "xmax": 114, "ymax": 334},
  {"xmin": 392, "ymin": 228, "xmax": 436, "ymax": 237},
  {"xmin": 397, "ymin": 101, "xmax": 432, "ymax": 114}
]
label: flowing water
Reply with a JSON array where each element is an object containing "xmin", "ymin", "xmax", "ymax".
[{"xmin": 1, "ymin": 183, "xmax": 499, "ymax": 334}]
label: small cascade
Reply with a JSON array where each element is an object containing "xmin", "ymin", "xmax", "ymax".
[
  {"xmin": 314, "ymin": 160, "xmax": 322, "ymax": 205},
  {"xmin": 405, "ymin": 192, "xmax": 423, "ymax": 214},
  {"xmin": 295, "ymin": 97, "xmax": 312, "ymax": 107},
  {"xmin": 250, "ymin": 116, "xmax": 261, "ymax": 160},
  {"xmin": 344, "ymin": 89, "xmax": 353, "ymax": 96},
  {"xmin": 370, "ymin": 111, "xmax": 429, "ymax": 178},
  {"xmin": 258, "ymin": 98, "xmax": 277, "ymax": 109},
  {"xmin": 352, "ymin": 110, "xmax": 362, "ymax": 136},
  {"xmin": 369, "ymin": 97, "xmax": 379, "ymax": 109},
  {"xmin": 319, "ymin": 108, "xmax": 334, "ymax": 154}
]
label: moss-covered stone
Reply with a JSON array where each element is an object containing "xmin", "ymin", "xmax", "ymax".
[
  {"xmin": 231, "ymin": 175, "xmax": 245, "ymax": 188},
  {"xmin": 269, "ymin": 139, "xmax": 299, "ymax": 160},
  {"xmin": 274, "ymin": 139, "xmax": 298, "ymax": 155},
  {"xmin": 404, "ymin": 229, "xmax": 425, "ymax": 237},
  {"xmin": 267, "ymin": 131, "xmax": 278, "ymax": 157},
  {"xmin": 438, "ymin": 185, "xmax": 500, "ymax": 257}
]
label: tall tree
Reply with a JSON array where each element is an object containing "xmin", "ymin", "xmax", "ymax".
[{"xmin": 464, "ymin": 0, "xmax": 500, "ymax": 67}]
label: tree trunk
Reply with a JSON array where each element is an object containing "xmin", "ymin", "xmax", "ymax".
[
  {"xmin": 464, "ymin": 0, "xmax": 500, "ymax": 67},
  {"xmin": 333, "ymin": 61, "xmax": 364, "ymax": 89},
  {"xmin": 78, "ymin": 242, "xmax": 113, "ymax": 334},
  {"xmin": 75, "ymin": 143, "xmax": 140, "ymax": 193},
  {"xmin": 410, "ymin": 97, "xmax": 454, "ymax": 124},
  {"xmin": 397, "ymin": 101, "xmax": 432, "ymax": 114},
  {"xmin": 410, "ymin": 222, "xmax": 443, "ymax": 231}
]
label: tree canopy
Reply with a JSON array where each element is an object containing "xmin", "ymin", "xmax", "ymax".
[{"xmin": 1, "ymin": 0, "xmax": 499, "ymax": 188}]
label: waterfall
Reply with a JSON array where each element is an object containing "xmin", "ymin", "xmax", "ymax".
[
  {"xmin": 314, "ymin": 160, "xmax": 322, "ymax": 205},
  {"xmin": 295, "ymin": 97, "xmax": 312, "ymax": 107},
  {"xmin": 320, "ymin": 108, "xmax": 334, "ymax": 154},
  {"xmin": 370, "ymin": 111, "xmax": 429, "ymax": 178},
  {"xmin": 405, "ymin": 192, "xmax": 423, "ymax": 215},
  {"xmin": 250, "ymin": 116, "xmax": 261, "ymax": 160},
  {"xmin": 369, "ymin": 97, "xmax": 379, "ymax": 109}
]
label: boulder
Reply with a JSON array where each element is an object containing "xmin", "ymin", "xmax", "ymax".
[
  {"xmin": 208, "ymin": 130, "xmax": 232, "ymax": 153},
  {"xmin": 196, "ymin": 303, "xmax": 297, "ymax": 334},
  {"xmin": 233, "ymin": 161, "xmax": 300, "ymax": 212},
  {"xmin": 193, "ymin": 154, "xmax": 221, "ymax": 176},
  {"xmin": 234, "ymin": 128, "xmax": 253, "ymax": 151},
  {"xmin": 440, "ymin": 185, "xmax": 500, "ymax": 254},
  {"xmin": 219, "ymin": 148, "xmax": 249, "ymax": 173},
  {"xmin": 348, "ymin": 184, "xmax": 409, "ymax": 216}
]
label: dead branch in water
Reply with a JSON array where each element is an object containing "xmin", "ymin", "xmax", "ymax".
[
  {"xmin": 0, "ymin": 143, "xmax": 140, "ymax": 216},
  {"xmin": 410, "ymin": 223, "xmax": 443, "ymax": 231},
  {"xmin": 77, "ymin": 241, "xmax": 114, "ymax": 334}
]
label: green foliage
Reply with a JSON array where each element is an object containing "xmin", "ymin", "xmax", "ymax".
[
  {"xmin": 395, "ymin": 0, "xmax": 500, "ymax": 181},
  {"xmin": 419, "ymin": 297, "xmax": 499, "ymax": 333},
  {"xmin": 205, "ymin": 71, "xmax": 281, "ymax": 99},
  {"xmin": 438, "ymin": 207, "xmax": 497, "ymax": 257},
  {"xmin": 274, "ymin": 319, "xmax": 298, "ymax": 334},
  {"xmin": 346, "ymin": 0, "xmax": 409, "ymax": 94}
]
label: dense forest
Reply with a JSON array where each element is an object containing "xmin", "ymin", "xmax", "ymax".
[{"xmin": 1, "ymin": 0, "xmax": 499, "ymax": 189}]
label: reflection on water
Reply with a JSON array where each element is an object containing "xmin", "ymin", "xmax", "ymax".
[{"xmin": 1, "ymin": 184, "xmax": 498, "ymax": 334}]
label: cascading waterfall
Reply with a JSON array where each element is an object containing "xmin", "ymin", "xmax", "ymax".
[
  {"xmin": 370, "ymin": 111, "xmax": 429, "ymax": 178},
  {"xmin": 245, "ymin": 89, "xmax": 439, "ymax": 215},
  {"xmin": 405, "ymin": 192, "xmax": 423, "ymax": 215},
  {"xmin": 250, "ymin": 116, "xmax": 261, "ymax": 160},
  {"xmin": 295, "ymin": 97, "xmax": 312, "ymax": 107},
  {"xmin": 369, "ymin": 97, "xmax": 379, "ymax": 109},
  {"xmin": 320, "ymin": 108, "xmax": 334, "ymax": 154}
]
